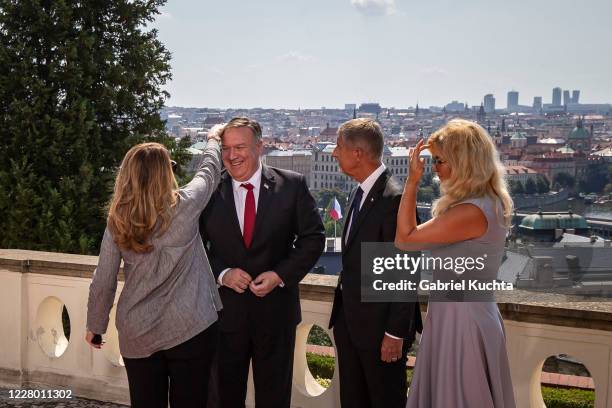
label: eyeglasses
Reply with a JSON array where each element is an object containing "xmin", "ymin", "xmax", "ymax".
[
  {"xmin": 170, "ymin": 160, "xmax": 177, "ymax": 172},
  {"xmin": 432, "ymin": 157, "xmax": 446, "ymax": 165}
]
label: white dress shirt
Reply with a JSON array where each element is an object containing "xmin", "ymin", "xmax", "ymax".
[
  {"xmin": 217, "ymin": 164, "xmax": 262, "ymax": 285},
  {"xmin": 345, "ymin": 163, "xmax": 386, "ymax": 242}
]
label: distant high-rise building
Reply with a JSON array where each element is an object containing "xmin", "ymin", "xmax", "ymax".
[
  {"xmin": 358, "ymin": 103, "xmax": 382, "ymax": 114},
  {"xmin": 563, "ymin": 90, "xmax": 571, "ymax": 106},
  {"xmin": 477, "ymin": 103, "xmax": 486, "ymax": 123},
  {"xmin": 533, "ymin": 96, "xmax": 542, "ymax": 112},
  {"xmin": 484, "ymin": 94, "xmax": 496, "ymax": 113},
  {"xmin": 344, "ymin": 104, "xmax": 356, "ymax": 112},
  {"xmin": 445, "ymin": 100, "xmax": 465, "ymax": 112},
  {"xmin": 552, "ymin": 87, "xmax": 562, "ymax": 106},
  {"xmin": 572, "ymin": 90, "xmax": 580, "ymax": 104},
  {"xmin": 507, "ymin": 91, "xmax": 519, "ymax": 111}
]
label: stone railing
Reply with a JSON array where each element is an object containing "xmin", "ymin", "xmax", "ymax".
[{"xmin": 2, "ymin": 249, "xmax": 612, "ymax": 407}]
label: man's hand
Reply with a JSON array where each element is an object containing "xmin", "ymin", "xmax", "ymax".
[
  {"xmin": 222, "ymin": 268, "xmax": 252, "ymax": 293},
  {"xmin": 380, "ymin": 334, "xmax": 403, "ymax": 363},
  {"xmin": 208, "ymin": 123, "xmax": 225, "ymax": 142},
  {"xmin": 249, "ymin": 271, "xmax": 283, "ymax": 297}
]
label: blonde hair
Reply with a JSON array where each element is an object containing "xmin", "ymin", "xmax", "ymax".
[
  {"xmin": 107, "ymin": 143, "xmax": 178, "ymax": 253},
  {"xmin": 429, "ymin": 119, "xmax": 513, "ymax": 227}
]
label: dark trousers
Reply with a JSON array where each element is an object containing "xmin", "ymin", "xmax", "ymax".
[
  {"xmin": 333, "ymin": 306, "xmax": 409, "ymax": 408},
  {"xmin": 123, "ymin": 323, "xmax": 218, "ymax": 408},
  {"xmin": 208, "ymin": 323, "xmax": 296, "ymax": 408}
]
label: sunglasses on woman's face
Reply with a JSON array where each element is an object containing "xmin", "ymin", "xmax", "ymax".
[
  {"xmin": 432, "ymin": 157, "xmax": 446, "ymax": 165},
  {"xmin": 170, "ymin": 160, "xmax": 177, "ymax": 172}
]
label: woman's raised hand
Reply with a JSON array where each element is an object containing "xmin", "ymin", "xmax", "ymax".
[
  {"xmin": 407, "ymin": 139, "xmax": 427, "ymax": 185},
  {"xmin": 208, "ymin": 123, "xmax": 225, "ymax": 142}
]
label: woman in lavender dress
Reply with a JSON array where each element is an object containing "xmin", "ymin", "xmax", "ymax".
[{"xmin": 396, "ymin": 119, "xmax": 516, "ymax": 408}]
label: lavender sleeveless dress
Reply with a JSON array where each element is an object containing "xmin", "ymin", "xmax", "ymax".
[{"xmin": 406, "ymin": 196, "xmax": 516, "ymax": 408}]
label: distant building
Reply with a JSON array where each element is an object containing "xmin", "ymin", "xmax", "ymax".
[
  {"xmin": 518, "ymin": 210, "xmax": 590, "ymax": 241},
  {"xmin": 263, "ymin": 150, "xmax": 312, "ymax": 186},
  {"xmin": 571, "ymin": 90, "xmax": 580, "ymax": 104},
  {"xmin": 522, "ymin": 154, "xmax": 575, "ymax": 185},
  {"xmin": 358, "ymin": 103, "xmax": 382, "ymax": 115},
  {"xmin": 552, "ymin": 87, "xmax": 562, "ymax": 106},
  {"xmin": 507, "ymin": 91, "xmax": 519, "ymax": 111},
  {"xmin": 563, "ymin": 90, "xmax": 571, "ymax": 106},
  {"xmin": 318, "ymin": 123, "xmax": 339, "ymax": 142},
  {"xmin": 504, "ymin": 165, "xmax": 539, "ymax": 184},
  {"xmin": 510, "ymin": 132, "xmax": 528, "ymax": 149},
  {"xmin": 484, "ymin": 94, "xmax": 496, "ymax": 113},
  {"xmin": 445, "ymin": 100, "xmax": 465, "ymax": 112},
  {"xmin": 566, "ymin": 117, "xmax": 591, "ymax": 153},
  {"xmin": 533, "ymin": 96, "xmax": 543, "ymax": 112},
  {"xmin": 310, "ymin": 144, "xmax": 432, "ymax": 192},
  {"xmin": 344, "ymin": 104, "xmax": 357, "ymax": 112}
]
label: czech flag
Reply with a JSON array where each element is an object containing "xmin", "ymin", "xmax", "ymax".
[{"xmin": 329, "ymin": 197, "xmax": 343, "ymax": 221}]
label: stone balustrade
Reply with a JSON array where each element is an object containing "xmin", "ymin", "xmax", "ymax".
[{"xmin": 2, "ymin": 249, "xmax": 612, "ymax": 407}]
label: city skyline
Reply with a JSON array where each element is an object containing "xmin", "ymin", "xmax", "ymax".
[{"xmin": 154, "ymin": 0, "xmax": 612, "ymax": 109}]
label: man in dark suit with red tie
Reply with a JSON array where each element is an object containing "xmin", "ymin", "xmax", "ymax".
[
  {"xmin": 328, "ymin": 118, "xmax": 423, "ymax": 408},
  {"xmin": 200, "ymin": 117, "xmax": 325, "ymax": 408}
]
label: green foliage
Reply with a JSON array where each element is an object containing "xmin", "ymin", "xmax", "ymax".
[
  {"xmin": 509, "ymin": 180, "xmax": 524, "ymax": 195},
  {"xmin": 576, "ymin": 163, "xmax": 609, "ymax": 194},
  {"xmin": 416, "ymin": 172, "xmax": 438, "ymax": 203},
  {"xmin": 541, "ymin": 386, "xmax": 594, "ymax": 408},
  {"xmin": 306, "ymin": 352, "xmax": 335, "ymax": 380},
  {"xmin": 315, "ymin": 189, "xmax": 348, "ymax": 237},
  {"xmin": 537, "ymin": 176, "xmax": 551, "ymax": 194},
  {"xmin": 525, "ymin": 178, "xmax": 537, "ymax": 195},
  {"xmin": 417, "ymin": 186, "xmax": 434, "ymax": 203},
  {"xmin": 307, "ymin": 325, "xmax": 333, "ymax": 346},
  {"xmin": 554, "ymin": 172, "xmax": 576, "ymax": 189},
  {"xmin": 314, "ymin": 188, "xmax": 348, "ymax": 210},
  {"xmin": 0, "ymin": 0, "xmax": 184, "ymax": 254}
]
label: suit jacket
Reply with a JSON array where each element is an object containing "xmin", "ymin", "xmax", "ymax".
[
  {"xmin": 329, "ymin": 169, "xmax": 423, "ymax": 350},
  {"xmin": 199, "ymin": 165, "xmax": 325, "ymax": 332}
]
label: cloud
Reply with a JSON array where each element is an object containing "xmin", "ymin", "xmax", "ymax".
[
  {"xmin": 351, "ymin": 0, "xmax": 396, "ymax": 16},
  {"xmin": 244, "ymin": 51, "xmax": 317, "ymax": 72},
  {"xmin": 276, "ymin": 51, "xmax": 316, "ymax": 63},
  {"xmin": 420, "ymin": 67, "xmax": 449, "ymax": 77}
]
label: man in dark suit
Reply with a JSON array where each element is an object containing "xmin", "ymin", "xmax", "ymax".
[
  {"xmin": 328, "ymin": 118, "xmax": 423, "ymax": 408},
  {"xmin": 200, "ymin": 117, "xmax": 325, "ymax": 408}
]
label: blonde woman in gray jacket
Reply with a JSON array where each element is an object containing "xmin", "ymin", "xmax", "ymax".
[{"xmin": 86, "ymin": 125, "xmax": 224, "ymax": 408}]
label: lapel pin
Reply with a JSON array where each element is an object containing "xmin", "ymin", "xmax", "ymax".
[
  {"xmin": 263, "ymin": 183, "xmax": 269, "ymax": 189},
  {"xmin": 370, "ymin": 197, "xmax": 374, "ymax": 202}
]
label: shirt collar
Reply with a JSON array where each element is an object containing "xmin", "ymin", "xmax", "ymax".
[
  {"xmin": 231, "ymin": 163, "xmax": 262, "ymax": 192},
  {"xmin": 358, "ymin": 163, "xmax": 386, "ymax": 198}
]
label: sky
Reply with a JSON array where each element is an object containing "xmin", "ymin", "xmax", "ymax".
[{"xmin": 153, "ymin": 0, "xmax": 612, "ymax": 109}]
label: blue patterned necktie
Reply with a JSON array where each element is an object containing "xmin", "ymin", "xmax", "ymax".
[{"xmin": 348, "ymin": 187, "xmax": 364, "ymax": 237}]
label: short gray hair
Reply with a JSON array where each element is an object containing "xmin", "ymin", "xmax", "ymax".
[{"xmin": 338, "ymin": 118, "xmax": 384, "ymax": 159}]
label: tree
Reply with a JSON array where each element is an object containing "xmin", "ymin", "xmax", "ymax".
[
  {"xmin": 0, "ymin": 0, "xmax": 180, "ymax": 253},
  {"xmin": 524, "ymin": 178, "xmax": 537, "ymax": 195},
  {"xmin": 536, "ymin": 176, "xmax": 550, "ymax": 194},
  {"xmin": 576, "ymin": 163, "xmax": 609, "ymax": 194},
  {"xmin": 553, "ymin": 172, "xmax": 576, "ymax": 189},
  {"xmin": 417, "ymin": 186, "xmax": 434, "ymax": 203},
  {"xmin": 509, "ymin": 180, "xmax": 524, "ymax": 195},
  {"xmin": 314, "ymin": 188, "xmax": 348, "ymax": 211}
]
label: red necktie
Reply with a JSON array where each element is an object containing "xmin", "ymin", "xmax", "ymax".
[{"xmin": 241, "ymin": 183, "xmax": 255, "ymax": 248}]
